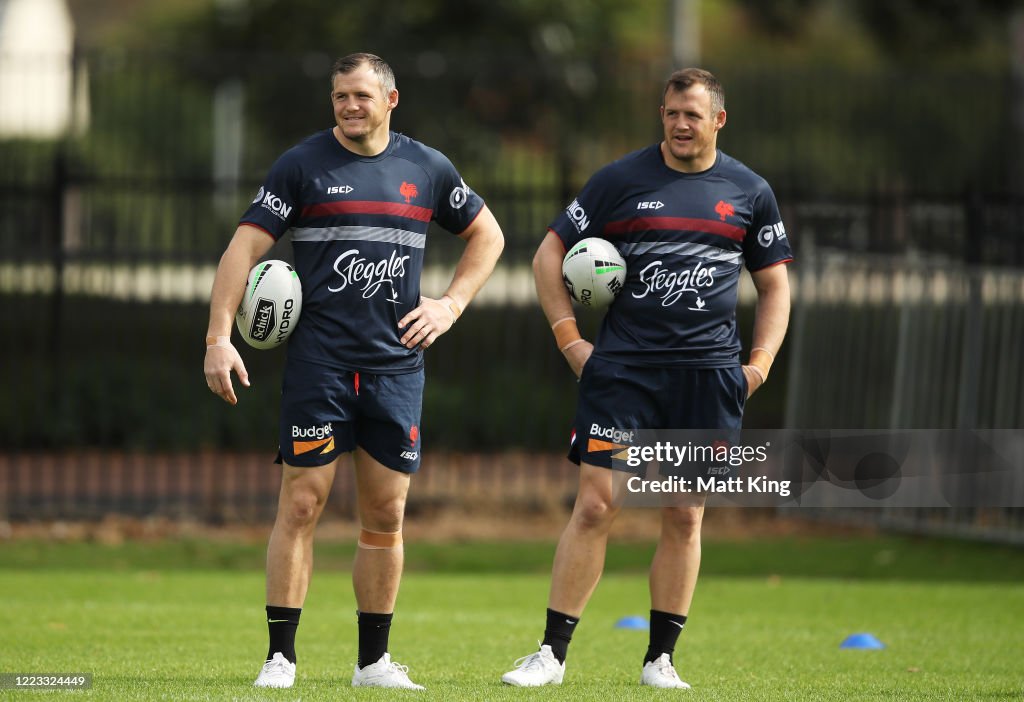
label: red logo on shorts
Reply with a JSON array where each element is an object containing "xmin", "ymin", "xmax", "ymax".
[{"xmin": 409, "ymin": 425, "xmax": 419, "ymax": 444}]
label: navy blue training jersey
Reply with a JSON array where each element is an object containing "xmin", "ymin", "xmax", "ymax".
[
  {"xmin": 550, "ymin": 146, "xmax": 793, "ymax": 367},
  {"xmin": 239, "ymin": 129, "xmax": 484, "ymax": 373}
]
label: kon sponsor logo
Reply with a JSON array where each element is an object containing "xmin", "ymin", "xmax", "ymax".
[
  {"xmin": 257, "ymin": 188, "xmax": 293, "ymax": 221},
  {"xmin": 329, "ymin": 249, "xmax": 411, "ymax": 301},
  {"xmin": 634, "ymin": 260, "xmax": 717, "ymax": 308},
  {"xmin": 566, "ymin": 199, "xmax": 590, "ymax": 233},
  {"xmin": 293, "ymin": 423, "xmax": 333, "ymax": 440},
  {"xmin": 590, "ymin": 423, "xmax": 635, "ymax": 444}
]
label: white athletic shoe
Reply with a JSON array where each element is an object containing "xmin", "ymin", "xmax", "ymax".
[
  {"xmin": 501, "ymin": 644, "xmax": 565, "ymax": 687},
  {"xmin": 253, "ymin": 652, "xmax": 296, "ymax": 688},
  {"xmin": 351, "ymin": 652, "xmax": 425, "ymax": 690},
  {"xmin": 640, "ymin": 653, "xmax": 691, "ymax": 689}
]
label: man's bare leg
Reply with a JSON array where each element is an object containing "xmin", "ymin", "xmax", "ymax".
[
  {"xmin": 255, "ymin": 459, "xmax": 338, "ymax": 687},
  {"xmin": 548, "ymin": 464, "xmax": 629, "ymax": 616},
  {"xmin": 265, "ymin": 461, "xmax": 338, "ymax": 607},
  {"xmin": 351, "ymin": 448, "xmax": 410, "ymax": 616}
]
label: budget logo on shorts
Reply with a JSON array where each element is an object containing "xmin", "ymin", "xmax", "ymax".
[
  {"xmin": 292, "ymin": 423, "xmax": 335, "ymax": 456},
  {"xmin": 587, "ymin": 423, "xmax": 635, "ymax": 455},
  {"xmin": 589, "ymin": 423, "xmax": 635, "ymax": 444},
  {"xmin": 248, "ymin": 298, "xmax": 276, "ymax": 342}
]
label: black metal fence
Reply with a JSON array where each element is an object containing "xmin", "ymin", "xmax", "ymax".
[{"xmin": 2, "ymin": 48, "xmax": 1022, "ymax": 458}]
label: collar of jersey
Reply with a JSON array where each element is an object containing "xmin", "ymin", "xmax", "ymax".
[
  {"xmin": 329, "ymin": 129, "xmax": 399, "ymax": 162},
  {"xmin": 658, "ymin": 146, "xmax": 721, "ymax": 179}
]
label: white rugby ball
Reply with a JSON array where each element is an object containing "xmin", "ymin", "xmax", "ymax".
[
  {"xmin": 562, "ymin": 237, "xmax": 626, "ymax": 308},
  {"xmin": 236, "ymin": 260, "xmax": 302, "ymax": 349}
]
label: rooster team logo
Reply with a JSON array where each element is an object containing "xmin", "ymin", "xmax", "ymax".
[
  {"xmin": 409, "ymin": 425, "xmax": 419, "ymax": 444},
  {"xmin": 399, "ymin": 181, "xmax": 419, "ymax": 203},
  {"xmin": 714, "ymin": 200, "xmax": 735, "ymax": 221}
]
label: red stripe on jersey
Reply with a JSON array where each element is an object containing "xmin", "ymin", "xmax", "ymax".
[
  {"xmin": 603, "ymin": 216, "xmax": 745, "ymax": 242},
  {"xmin": 302, "ymin": 200, "xmax": 433, "ymax": 222}
]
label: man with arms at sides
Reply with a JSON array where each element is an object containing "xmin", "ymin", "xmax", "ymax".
[
  {"xmin": 502, "ymin": 68, "xmax": 791, "ymax": 689},
  {"xmin": 203, "ymin": 53, "xmax": 503, "ymax": 690}
]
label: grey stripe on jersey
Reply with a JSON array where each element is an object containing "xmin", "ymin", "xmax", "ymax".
[
  {"xmin": 291, "ymin": 225, "xmax": 427, "ymax": 249},
  {"xmin": 618, "ymin": 241, "xmax": 744, "ymax": 264}
]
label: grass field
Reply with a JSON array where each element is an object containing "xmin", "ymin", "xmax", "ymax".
[{"xmin": 2, "ymin": 536, "xmax": 1023, "ymax": 700}]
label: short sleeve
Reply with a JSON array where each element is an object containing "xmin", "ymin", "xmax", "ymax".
[
  {"xmin": 548, "ymin": 166, "xmax": 616, "ymax": 251},
  {"xmin": 239, "ymin": 153, "xmax": 302, "ymax": 240},
  {"xmin": 742, "ymin": 182, "xmax": 793, "ymax": 271},
  {"xmin": 430, "ymin": 154, "xmax": 484, "ymax": 235}
]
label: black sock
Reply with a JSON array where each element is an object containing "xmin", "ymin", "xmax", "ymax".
[
  {"xmin": 357, "ymin": 611, "xmax": 394, "ymax": 669},
  {"xmin": 645, "ymin": 609, "xmax": 687, "ymax": 664},
  {"xmin": 266, "ymin": 605, "xmax": 301, "ymax": 664},
  {"xmin": 542, "ymin": 608, "xmax": 579, "ymax": 664}
]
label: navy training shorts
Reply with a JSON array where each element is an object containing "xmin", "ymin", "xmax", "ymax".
[
  {"xmin": 278, "ymin": 358, "xmax": 424, "ymax": 473},
  {"xmin": 568, "ymin": 355, "xmax": 747, "ymax": 475}
]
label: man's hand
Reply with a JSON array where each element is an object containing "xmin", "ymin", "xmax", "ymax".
[
  {"xmin": 564, "ymin": 340, "xmax": 594, "ymax": 379},
  {"xmin": 741, "ymin": 364, "xmax": 764, "ymax": 399},
  {"xmin": 204, "ymin": 338, "xmax": 250, "ymax": 405},
  {"xmin": 399, "ymin": 296, "xmax": 458, "ymax": 350}
]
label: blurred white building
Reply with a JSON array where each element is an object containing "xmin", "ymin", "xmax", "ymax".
[{"xmin": 0, "ymin": 0, "xmax": 87, "ymax": 138}]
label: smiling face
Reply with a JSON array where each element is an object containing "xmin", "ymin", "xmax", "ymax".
[
  {"xmin": 330, "ymin": 62, "xmax": 398, "ymax": 156},
  {"xmin": 660, "ymin": 82, "xmax": 726, "ymax": 173}
]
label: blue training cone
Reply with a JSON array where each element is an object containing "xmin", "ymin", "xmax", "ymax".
[
  {"xmin": 840, "ymin": 632, "xmax": 886, "ymax": 649},
  {"xmin": 615, "ymin": 615, "xmax": 649, "ymax": 630}
]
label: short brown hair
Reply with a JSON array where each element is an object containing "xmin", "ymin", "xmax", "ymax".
[
  {"xmin": 664, "ymin": 68, "xmax": 724, "ymax": 115},
  {"xmin": 330, "ymin": 53, "xmax": 396, "ymax": 96}
]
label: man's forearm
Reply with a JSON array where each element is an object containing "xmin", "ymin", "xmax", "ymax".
[
  {"xmin": 750, "ymin": 285, "xmax": 790, "ymax": 355},
  {"xmin": 444, "ymin": 207, "xmax": 504, "ymax": 311},
  {"xmin": 746, "ymin": 265, "xmax": 792, "ymax": 385},
  {"xmin": 533, "ymin": 232, "xmax": 575, "ymax": 327},
  {"xmin": 207, "ymin": 227, "xmax": 273, "ymax": 338}
]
